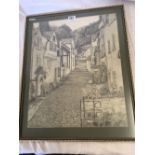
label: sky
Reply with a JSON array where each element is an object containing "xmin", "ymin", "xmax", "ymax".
[
  {"xmin": 48, "ymin": 15, "xmax": 99, "ymax": 31},
  {"xmin": 33, "ymin": 15, "xmax": 99, "ymax": 31}
]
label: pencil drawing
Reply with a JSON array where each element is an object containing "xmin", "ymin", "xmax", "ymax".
[{"xmin": 27, "ymin": 13, "xmax": 128, "ymax": 128}]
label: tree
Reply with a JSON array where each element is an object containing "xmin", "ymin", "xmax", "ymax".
[
  {"xmin": 56, "ymin": 24, "xmax": 73, "ymax": 39},
  {"xmin": 39, "ymin": 22, "xmax": 51, "ymax": 40}
]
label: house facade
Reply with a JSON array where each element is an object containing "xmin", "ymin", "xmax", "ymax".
[
  {"xmin": 43, "ymin": 32, "xmax": 61, "ymax": 89},
  {"xmin": 29, "ymin": 27, "xmax": 44, "ymax": 100},
  {"xmin": 29, "ymin": 29, "xmax": 61, "ymax": 100},
  {"xmin": 60, "ymin": 38, "xmax": 76, "ymax": 76},
  {"xmin": 29, "ymin": 28, "xmax": 77, "ymax": 102},
  {"xmin": 99, "ymin": 14, "xmax": 124, "ymax": 96}
]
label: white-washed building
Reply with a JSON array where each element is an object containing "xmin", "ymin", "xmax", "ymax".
[
  {"xmin": 30, "ymin": 27, "xmax": 44, "ymax": 99},
  {"xmin": 60, "ymin": 42, "xmax": 71, "ymax": 77},
  {"xmin": 29, "ymin": 29, "xmax": 62, "ymax": 100},
  {"xmin": 99, "ymin": 14, "xmax": 124, "ymax": 96},
  {"xmin": 43, "ymin": 32, "xmax": 61, "ymax": 89},
  {"xmin": 59, "ymin": 38, "xmax": 76, "ymax": 77},
  {"xmin": 83, "ymin": 45, "xmax": 92, "ymax": 72},
  {"xmin": 90, "ymin": 33, "xmax": 100, "ymax": 67}
]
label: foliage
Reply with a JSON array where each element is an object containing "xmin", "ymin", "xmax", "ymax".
[
  {"xmin": 38, "ymin": 18, "xmax": 101, "ymax": 54},
  {"xmin": 56, "ymin": 24, "xmax": 73, "ymax": 40},
  {"xmin": 39, "ymin": 22, "xmax": 51, "ymax": 40}
]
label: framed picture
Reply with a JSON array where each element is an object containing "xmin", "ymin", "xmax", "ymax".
[{"xmin": 20, "ymin": 5, "xmax": 135, "ymax": 140}]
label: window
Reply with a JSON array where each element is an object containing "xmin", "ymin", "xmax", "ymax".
[
  {"xmin": 106, "ymin": 14, "xmax": 109, "ymax": 24},
  {"xmin": 53, "ymin": 44, "xmax": 56, "ymax": 51},
  {"xmin": 50, "ymin": 42, "xmax": 53, "ymax": 50},
  {"xmin": 53, "ymin": 35, "xmax": 56, "ymax": 41},
  {"xmin": 112, "ymin": 71, "xmax": 117, "ymax": 89},
  {"xmin": 112, "ymin": 34, "xmax": 116, "ymax": 51},
  {"xmin": 36, "ymin": 55, "xmax": 41, "ymax": 67},
  {"xmin": 118, "ymin": 50, "xmax": 120, "ymax": 59},
  {"xmin": 35, "ymin": 37, "xmax": 43, "ymax": 50},
  {"xmin": 55, "ymin": 68, "xmax": 57, "ymax": 80},
  {"xmin": 50, "ymin": 42, "xmax": 57, "ymax": 51},
  {"xmin": 96, "ymin": 112, "xmax": 102, "ymax": 118},
  {"xmin": 47, "ymin": 60, "xmax": 52, "ymax": 70},
  {"xmin": 101, "ymin": 42, "xmax": 106, "ymax": 57},
  {"xmin": 112, "ymin": 71, "xmax": 116, "ymax": 81},
  {"xmin": 57, "ymin": 50, "xmax": 60, "ymax": 56},
  {"xmin": 108, "ymin": 72, "xmax": 111, "ymax": 82},
  {"xmin": 58, "ymin": 67, "xmax": 61, "ymax": 77},
  {"xmin": 108, "ymin": 40, "xmax": 111, "ymax": 54},
  {"xmin": 37, "ymin": 38, "xmax": 40, "ymax": 49},
  {"xmin": 35, "ymin": 38, "xmax": 40, "ymax": 50}
]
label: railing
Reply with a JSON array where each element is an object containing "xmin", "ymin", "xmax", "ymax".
[{"xmin": 80, "ymin": 96, "xmax": 103, "ymax": 127}]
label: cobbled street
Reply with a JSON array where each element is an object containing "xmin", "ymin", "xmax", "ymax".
[{"xmin": 28, "ymin": 60, "xmax": 92, "ymax": 128}]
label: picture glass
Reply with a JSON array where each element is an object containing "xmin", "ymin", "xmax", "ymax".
[{"xmin": 27, "ymin": 12, "xmax": 128, "ymax": 128}]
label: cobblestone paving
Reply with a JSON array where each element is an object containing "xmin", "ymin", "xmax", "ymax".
[{"xmin": 28, "ymin": 62, "xmax": 92, "ymax": 128}]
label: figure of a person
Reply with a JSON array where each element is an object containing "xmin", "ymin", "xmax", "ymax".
[{"xmin": 40, "ymin": 78, "xmax": 45, "ymax": 97}]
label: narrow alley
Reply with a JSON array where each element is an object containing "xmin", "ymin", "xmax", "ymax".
[{"xmin": 28, "ymin": 60, "xmax": 92, "ymax": 128}]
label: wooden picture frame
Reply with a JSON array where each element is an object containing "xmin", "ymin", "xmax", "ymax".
[{"xmin": 20, "ymin": 5, "xmax": 135, "ymax": 140}]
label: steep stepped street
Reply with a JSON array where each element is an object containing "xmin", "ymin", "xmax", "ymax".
[{"xmin": 28, "ymin": 60, "xmax": 92, "ymax": 128}]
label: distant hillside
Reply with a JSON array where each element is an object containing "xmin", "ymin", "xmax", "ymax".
[
  {"xmin": 39, "ymin": 18, "xmax": 100, "ymax": 53},
  {"xmin": 73, "ymin": 19, "xmax": 100, "ymax": 54}
]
